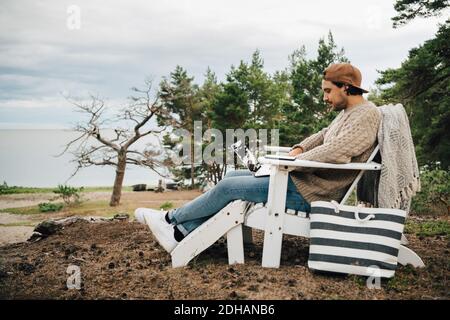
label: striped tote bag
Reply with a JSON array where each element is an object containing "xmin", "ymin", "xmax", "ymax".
[{"xmin": 308, "ymin": 200, "xmax": 407, "ymax": 278}]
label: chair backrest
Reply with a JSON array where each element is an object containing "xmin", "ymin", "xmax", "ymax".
[{"xmin": 357, "ymin": 104, "xmax": 420, "ymax": 210}]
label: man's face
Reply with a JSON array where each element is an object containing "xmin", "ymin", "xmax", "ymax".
[{"xmin": 321, "ymin": 80, "xmax": 348, "ymax": 111}]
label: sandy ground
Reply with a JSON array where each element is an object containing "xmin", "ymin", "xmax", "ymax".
[
  {"xmin": 0, "ymin": 226, "xmax": 35, "ymax": 246},
  {"xmin": 0, "ymin": 191, "xmax": 115, "ymax": 210},
  {"xmin": 0, "ymin": 190, "xmax": 202, "ymax": 245},
  {"xmin": 0, "ymin": 213, "xmax": 35, "ymax": 246}
]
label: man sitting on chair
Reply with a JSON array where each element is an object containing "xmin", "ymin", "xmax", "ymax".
[{"xmin": 135, "ymin": 63, "xmax": 381, "ymax": 253}]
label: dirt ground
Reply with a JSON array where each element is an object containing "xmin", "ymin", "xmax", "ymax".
[{"xmin": 0, "ymin": 213, "xmax": 448, "ymax": 299}]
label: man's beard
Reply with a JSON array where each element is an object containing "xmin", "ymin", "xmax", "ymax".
[{"xmin": 330, "ymin": 98, "xmax": 347, "ymax": 111}]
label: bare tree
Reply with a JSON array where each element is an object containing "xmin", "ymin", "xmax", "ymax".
[{"xmin": 59, "ymin": 80, "xmax": 169, "ymax": 206}]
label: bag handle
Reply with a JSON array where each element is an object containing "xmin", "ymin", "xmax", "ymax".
[{"xmin": 330, "ymin": 200, "xmax": 375, "ymax": 222}]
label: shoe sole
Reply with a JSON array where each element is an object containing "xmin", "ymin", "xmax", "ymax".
[{"xmin": 143, "ymin": 212, "xmax": 176, "ymax": 253}]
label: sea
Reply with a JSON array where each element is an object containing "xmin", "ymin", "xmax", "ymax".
[{"xmin": 0, "ymin": 129, "xmax": 165, "ymax": 188}]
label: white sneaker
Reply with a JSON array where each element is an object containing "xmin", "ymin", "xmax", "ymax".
[
  {"xmin": 142, "ymin": 209, "xmax": 178, "ymax": 253},
  {"xmin": 134, "ymin": 208, "xmax": 149, "ymax": 224}
]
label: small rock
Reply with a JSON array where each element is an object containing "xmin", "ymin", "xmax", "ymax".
[
  {"xmin": 17, "ymin": 262, "xmax": 35, "ymax": 275},
  {"xmin": 27, "ymin": 232, "xmax": 44, "ymax": 242}
]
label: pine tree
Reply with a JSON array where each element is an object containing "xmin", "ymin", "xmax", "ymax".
[
  {"xmin": 158, "ymin": 66, "xmax": 203, "ymax": 188},
  {"xmin": 278, "ymin": 32, "xmax": 349, "ymax": 146}
]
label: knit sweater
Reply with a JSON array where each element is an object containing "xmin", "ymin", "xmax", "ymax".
[{"xmin": 290, "ymin": 101, "xmax": 381, "ymax": 204}]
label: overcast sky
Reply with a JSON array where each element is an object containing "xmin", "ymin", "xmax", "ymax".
[{"xmin": 0, "ymin": 0, "xmax": 448, "ymax": 129}]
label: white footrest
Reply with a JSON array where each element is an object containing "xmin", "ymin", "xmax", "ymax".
[{"xmin": 171, "ymin": 200, "xmax": 247, "ymax": 268}]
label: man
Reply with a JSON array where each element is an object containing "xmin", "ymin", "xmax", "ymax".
[{"xmin": 135, "ymin": 63, "xmax": 381, "ymax": 253}]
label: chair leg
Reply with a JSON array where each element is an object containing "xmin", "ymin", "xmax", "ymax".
[
  {"xmin": 398, "ymin": 245, "xmax": 425, "ymax": 268},
  {"xmin": 227, "ymin": 224, "xmax": 244, "ymax": 264},
  {"xmin": 262, "ymin": 169, "xmax": 289, "ymax": 268}
]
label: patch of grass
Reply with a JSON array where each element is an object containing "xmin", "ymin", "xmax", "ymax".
[
  {"xmin": 159, "ymin": 201, "xmax": 174, "ymax": 211},
  {"xmin": 0, "ymin": 193, "xmax": 167, "ymax": 219},
  {"xmin": 0, "ymin": 206, "xmax": 42, "ymax": 215},
  {"xmin": 0, "ymin": 199, "xmax": 123, "ymax": 217},
  {"xmin": 38, "ymin": 202, "xmax": 64, "ymax": 212},
  {"xmin": 0, "ymin": 186, "xmax": 56, "ymax": 194},
  {"xmin": 0, "ymin": 184, "xmax": 133, "ymax": 195},
  {"xmin": 386, "ymin": 267, "xmax": 418, "ymax": 291},
  {"xmin": 386, "ymin": 276, "xmax": 410, "ymax": 291},
  {"xmin": 349, "ymin": 274, "xmax": 367, "ymax": 288},
  {"xmin": 405, "ymin": 219, "xmax": 450, "ymax": 237}
]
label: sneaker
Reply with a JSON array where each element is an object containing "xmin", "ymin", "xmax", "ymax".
[
  {"xmin": 134, "ymin": 208, "xmax": 149, "ymax": 224},
  {"xmin": 142, "ymin": 209, "xmax": 178, "ymax": 253}
]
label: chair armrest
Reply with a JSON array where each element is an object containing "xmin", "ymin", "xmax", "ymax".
[
  {"xmin": 264, "ymin": 146, "xmax": 292, "ymax": 154},
  {"xmin": 258, "ymin": 156, "xmax": 381, "ymax": 171}
]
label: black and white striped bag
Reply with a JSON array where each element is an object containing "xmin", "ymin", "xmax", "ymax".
[{"xmin": 308, "ymin": 200, "xmax": 407, "ymax": 278}]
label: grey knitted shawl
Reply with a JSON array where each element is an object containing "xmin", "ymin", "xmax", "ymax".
[{"xmin": 377, "ymin": 103, "xmax": 421, "ymax": 211}]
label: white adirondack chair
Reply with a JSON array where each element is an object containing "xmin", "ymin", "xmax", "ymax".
[{"xmin": 171, "ymin": 145, "xmax": 425, "ymax": 269}]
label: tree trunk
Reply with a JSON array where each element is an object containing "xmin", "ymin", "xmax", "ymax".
[{"xmin": 110, "ymin": 153, "xmax": 126, "ymax": 206}]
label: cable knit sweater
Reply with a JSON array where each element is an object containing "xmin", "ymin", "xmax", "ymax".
[{"xmin": 290, "ymin": 101, "xmax": 381, "ymax": 204}]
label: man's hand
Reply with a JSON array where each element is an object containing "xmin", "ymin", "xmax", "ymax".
[{"xmin": 288, "ymin": 146, "xmax": 303, "ymax": 157}]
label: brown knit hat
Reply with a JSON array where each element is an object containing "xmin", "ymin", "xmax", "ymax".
[{"xmin": 323, "ymin": 63, "xmax": 368, "ymax": 93}]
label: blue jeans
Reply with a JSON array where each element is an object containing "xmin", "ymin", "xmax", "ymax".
[{"xmin": 168, "ymin": 170, "xmax": 311, "ymax": 236}]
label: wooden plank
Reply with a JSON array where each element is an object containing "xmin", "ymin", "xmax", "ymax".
[
  {"xmin": 227, "ymin": 224, "xmax": 244, "ymax": 264},
  {"xmin": 258, "ymin": 157, "xmax": 381, "ymax": 171},
  {"xmin": 261, "ymin": 166, "xmax": 289, "ymax": 268},
  {"xmin": 171, "ymin": 201, "xmax": 246, "ymax": 268}
]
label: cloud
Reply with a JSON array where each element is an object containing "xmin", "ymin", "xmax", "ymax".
[{"xmin": 0, "ymin": 0, "xmax": 446, "ymax": 127}]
